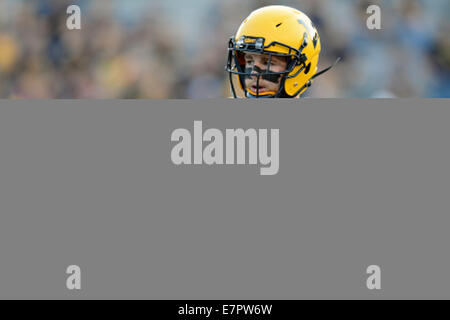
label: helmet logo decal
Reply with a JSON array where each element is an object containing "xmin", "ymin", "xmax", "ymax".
[
  {"xmin": 312, "ymin": 33, "xmax": 319, "ymax": 49},
  {"xmin": 297, "ymin": 19, "xmax": 316, "ymax": 43}
]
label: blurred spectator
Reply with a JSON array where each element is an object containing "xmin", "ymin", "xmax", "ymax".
[{"xmin": 0, "ymin": 0, "xmax": 448, "ymax": 98}]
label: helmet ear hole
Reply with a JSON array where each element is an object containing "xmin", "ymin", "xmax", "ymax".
[{"xmin": 304, "ymin": 63, "xmax": 311, "ymax": 74}]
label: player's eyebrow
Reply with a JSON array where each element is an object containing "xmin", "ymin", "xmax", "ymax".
[{"xmin": 262, "ymin": 56, "xmax": 281, "ymax": 65}]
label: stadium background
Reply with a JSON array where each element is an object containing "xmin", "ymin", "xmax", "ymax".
[{"xmin": 0, "ymin": 0, "xmax": 448, "ymax": 98}]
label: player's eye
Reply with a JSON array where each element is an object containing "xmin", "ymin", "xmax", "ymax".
[{"xmin": 262, "ymin": 59, "xmax": 275, "ymax": 67}]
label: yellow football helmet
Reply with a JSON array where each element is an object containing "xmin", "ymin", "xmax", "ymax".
[{"xmin": 226, "ymin": 5, "xmax": 334, "ymax": 98}]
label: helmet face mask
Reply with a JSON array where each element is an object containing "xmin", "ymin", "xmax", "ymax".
[
  {"xmin": 225, "ymin": 5, "xmax": 323, "ymax": 99},
  {"xmin": 227, "ymin": 35, "xmax": 308, "ymax": 98}
]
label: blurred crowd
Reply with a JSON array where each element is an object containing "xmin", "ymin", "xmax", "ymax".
[{"xmin": 0, "ymin": 0, "xmax": 448, "ymax": 98}]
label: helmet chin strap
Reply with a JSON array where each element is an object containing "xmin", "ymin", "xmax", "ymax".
[{"xmin": 312, "ymin": 57, "xmax": 341, "ymax": 81}]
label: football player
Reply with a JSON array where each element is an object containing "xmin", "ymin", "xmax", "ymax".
[{"xmin": 226, "ymin": 5, "xmax": 338, "ymax": 98}]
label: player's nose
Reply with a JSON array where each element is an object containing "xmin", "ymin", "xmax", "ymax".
[{"xmin": 250, "ymin": 64, "xmax": 265, "ymax": 77}]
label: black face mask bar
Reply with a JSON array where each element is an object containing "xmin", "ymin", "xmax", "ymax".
[
  {"xmin": 226, "ymin": 35, "xmax": 340, "ymax": 98},
  {"xmin": 245, "ymin": 65, "xmax": 282, "ymax": 83}
]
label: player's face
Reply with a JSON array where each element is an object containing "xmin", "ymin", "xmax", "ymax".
[{"xmin": 244, "ymin": 52, "xmax": 287, "ymax": 95}]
